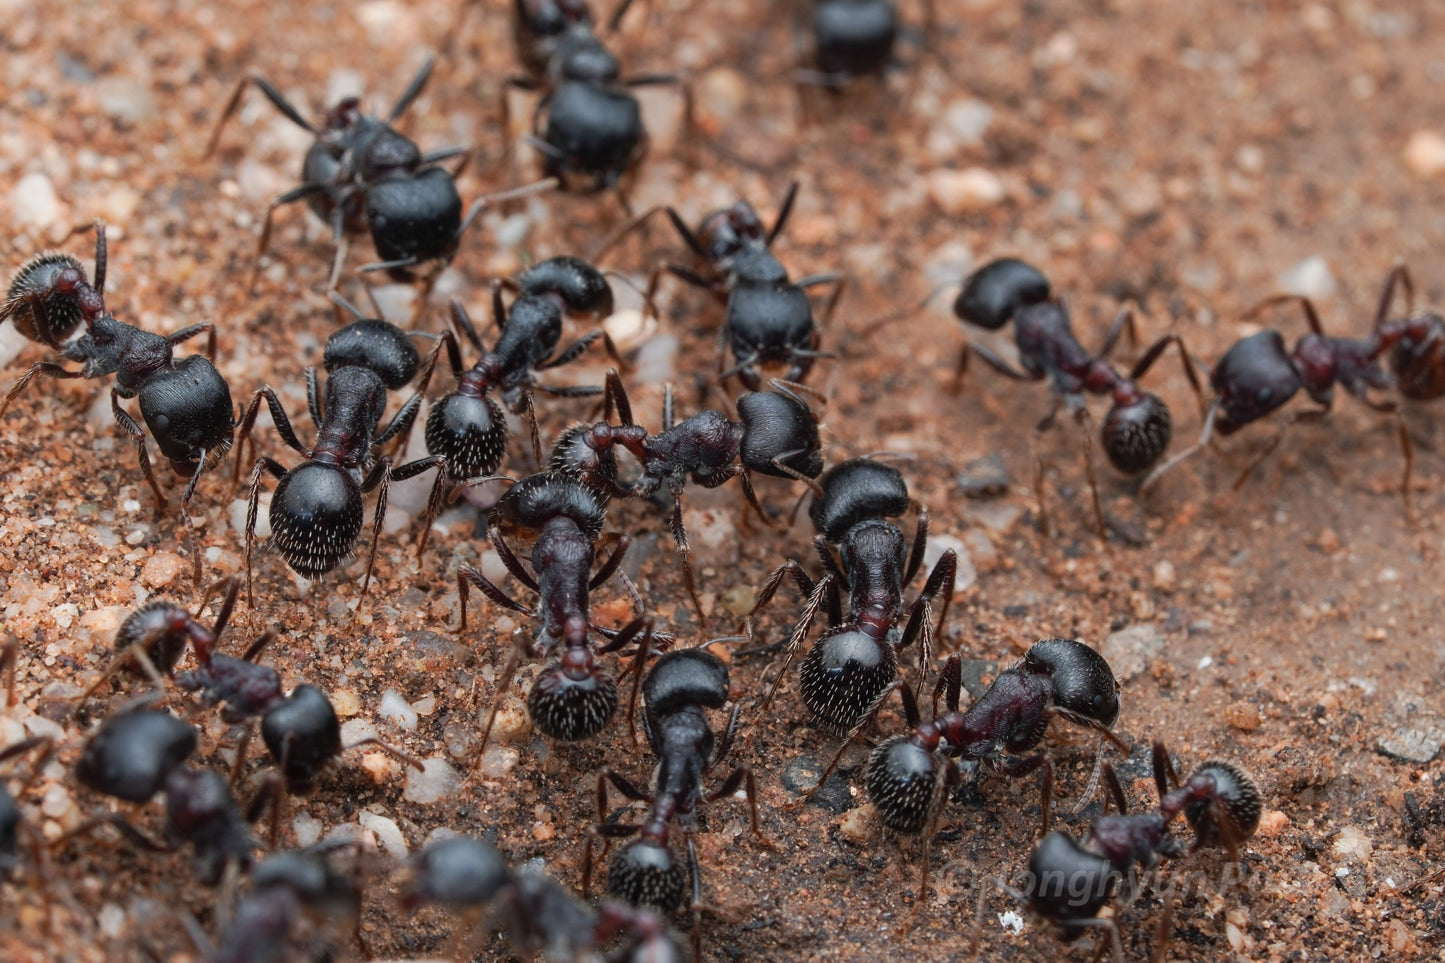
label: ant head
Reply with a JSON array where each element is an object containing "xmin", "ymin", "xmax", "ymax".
[
  {"xmin": 1102, "ymin": 390, "xmax": 1172, "ymax": 475},
  {"xmin": 323, "ymin": 97, "xmax": 364, "ymax": 132},
  {"xmin": 403, "ymin": 836, "xmax": 512, "ymax": 908},
  {"xmin": 809, "ymin": 458, "xmax": 909, "ymax": 544},
  {"xmin": 520, "ymin": 256, "xmax": 614, "ymax": 318},
  {"xmin": 736, "ymin": 390, "xmax": 823, "ymax": 480},
  {"xmin": 558, "ymin": 35, "xmax": 620, "ymax": 84},
  {"xmin": 493, "ymin": 471, "xmax": 608, "ymax": 542},
  {"xmin": 76, "ymin": 709, "xmax": 197, "ymax": 803},
  {"xmin": 643, "ymin": 649, "xmax": 729, "ymax": 717},
  {"xmin": 608, "ymin": 836, "xmax": 687, "ymax": 914},
  {"xmin": 270, "ymin": 463, "xmax": 364, "ymax": 578},
  {"xmin": 260, "ymin": 684, "xmax": 342, "ymax": 792},
  {"xmin": 1024, "ymin": 639, "xmax": 1120, "ymax": 729},
  {"xmin": 1024, "ymin": 831, "xmax": 1119, "ymax": 932},
  {"xmin": 799, "ymin": 623, "xmax": 895, "ymax": 733},
  {"xmin": 517, "ymin": 0, "xmax": 593, "ymax": 37},
  {"xmin": 527, "ymin": 651, "xmax": 618, "ymax": 741},
  {"xmin": 863, "ymin": 733, "xmax": 944, "ymax": 833},
  {"xmin": 324, "ymin": 319, "xmax": 420, "ymax": 391},
  {"xmin": 954, "ymin": 257, "xmax": 1051, "ymax": 330}
]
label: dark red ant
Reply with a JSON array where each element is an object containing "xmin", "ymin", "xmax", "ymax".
[
  {"xmin": 207, "ymin": 57, "xmax": 485, "ymax": 290},
  {"xmin": 421, "ymin": 255, "xmax": 614, "ymax": 494},
  {"xmin": 583, "ymin": 644, "xmax": 772, "ymax": 957},
  {"xmin": 746, "ymin": 457, "xmax": 957, "ymax": 734},
  {"xmin": 402, "ymin": 834, "xmax": 684, "ymax": 962},
  {"xmin": 492, "ymin": 0, "xmax": 690, "ymax": 207},
  {"xmin": 951, "ymin": 257, "xmax": 1202, "ymax": 535},
  {"xmin": 805, "ymin": 640, "xmax": 1122, "ymax": 910},
  {"xmin": 554, "ymin": 370, "xmax": 824, "ymax": 621},
  {"xmin": 67, "ymin": 706, "xmax": 258, "ymax": 885},
  {"xmin": 0, "ymin": 222, "xmax": 236, "ymax": 568},
  {"xmin": 998, "ymin": 743, "xmax": 1261, "ymax": 961},
  {"xmin": 456, "ymin": 470, "xmax": 652, "ymax": 753},
  {"xmin": 1379, "ymin": 267, "xmax": 1445, "ymax": 400},
  {"xmin": 237, "ymin": 314, "xmax": 444, "ymax": 599},
  {"xmin": 1138, "ymin": 271, "xmax": 1418, "ymax": 511}
]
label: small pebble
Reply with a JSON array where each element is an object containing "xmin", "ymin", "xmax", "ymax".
[
  {"xmin": 404, "ymin": 757, "xmax": 464, "ymax": 803},
  {"xmin": 781, "ymin": 756, "xmax": 853, "ymax": 814},
  {"xmin": 956, "ymin": 453, "xmax": 1009, "ymax": 498},
  {"xmin": 95, "ymin": 77, "xmax": 158, "ymax": 124},
  {"xmin": 1376, "ymin": 695, "xmax": 1445, "ymax": 763},
  {"xmin": 11, "ymin": 172, "xmax": 61, "ymax": 229},
  {"xmin": 293, "ymin": 811, "xmax": 323, "ymax": 847},
  {"xmin": 140, "ymin": 553, "xmax": 187, "ymax": 589},
  {"xmin": 1151, "ymin": 560, "xmax": 1176, "ymax": 592},
  {"xmin": 341, "ymin": 719, "xmax": 378, "ymax": 744},
  {"xmin": 479, "ymin": 747, "xmax": 520, "ymax": 780},
  {"xmin": 1225, "ymin": 702, "xmax": 1263, "ymax": 732},
  {"xmin": 1404, "ymin": 129, "xmax": 1445, "ymax": 178},
  {"xmin": 928, "ymin": 167, "xmax": 1007, "ymax": 215},
  {"xmin": 1276, "ymin": 255, "xmax": 1336, "ymax": 301},
  {"xmin": 379, "ymin": 689, "xmax": 419, "ymax": 730},
  {"xmin": 359, "ymin": 810, "xmax": 408, "ymax": 858},
  {"xmin": 923, "ymin": 533, "xmax": 976, "ymax": 595},
  {"xmin": 1100, "ymin": 625, "xmax": 1164, "ymax": 682},
  {"xmin": 836, "ymin": 806, "xmax": 875, "ymax": 845},
  {"xmin": 332, "ymin": 688, "xmax": 362, "ymax": 717}
]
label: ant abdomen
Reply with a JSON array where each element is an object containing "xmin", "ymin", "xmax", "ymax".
[
  {"xmin": 864, "ymin": 734, "xmax": 944, "ymax": 834},
  {"xmin": 1025, "ymin": 830, "xmax": 1117, "ymax": 937},
  {"xmin": 425, "ymin": 391, "xmax": 507, "ymax": 478},
  {"xmin": 607, "ymin": 838, "xmax": 687, "ymax": 914},
  {"xmin": 526, "ymin": 657, "xmax": 619, "ymax": 742},
  {"xmin": 270, "ymin": 463, "xmax": 363, "ymax": 577},
  {"xmin": 2, "ymin": 251, "xmax": 89, "ymax": 347},
  {"xmin": 798, "ymin": 625, "xmax": 896, "ymax": 733},
  {"xmin": 1103, "ymin": 392, "xmax": 1171, "ymax": 475},
  {"xmin": 1182, "ymin": 760, "xmax": 1262, "ymax": 849}
]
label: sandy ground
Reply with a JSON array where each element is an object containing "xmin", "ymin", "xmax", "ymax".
[{"xmin": 1, "ymin": 0, "xmax": 1443, "ymax": 960}]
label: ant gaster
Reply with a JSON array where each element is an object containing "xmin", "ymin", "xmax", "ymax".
[
  {"xmin": 748, "ymin": 457, "xmax": 957, "ymax": 734},
  {"xmin": 0, "ymin": 223, "xmax": 236, "ymax": 551},
  {"xmin": 806, "ymin": 641, "xmax": 1122, "ymax": 908},
  {"xmin": 1000, "ymin": 743, "xmax": 1261, "ymax": 962},
  {"xmin": 422, "ymin": 255, "xmax": 613, "ymax": 491},
  {"xmin": 1377, "ymin": 266, "xmax": 1445, "ymax": 401},
  {"xmin": 557, "ymin": 370, "xmax": 824, "ymax": 621},
  {"xmin": 207, "ymin": 57, "xmax": 475, "ymax": 289},
  {"xmin": 1140, "ymin": 271, "xmax": 1419, "ymax": 510},
  {"xmin": 951, "ymin": 257, "xmax": 1202, "ymax": 534},
  {"xmin": 237, "ymin": 313, "xmax": 444, "ymax": 599},
  {"xmin": 456, "ymin": 470, "xmax": 650, "ymax": 752},
  {"xmin": 584, "ymin": 644, "xmax": 771, "ymax": 956}
]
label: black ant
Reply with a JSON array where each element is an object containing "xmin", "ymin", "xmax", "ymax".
[
  {"xmin": 208, "ymin": 57, "xmax": 537, "ymax": 291},
  {"xmin": 421, "ymin": 255, "xmax": 614, "ymax": 495},
  {"xmin": 402, "ymin": 834, "xmax": 684, "ymax": 961},
  {"xmin": 998, "ymin": 743, "xmax": 1261, "ymax": 962},
  {"xmin": 67, "ymin": 706, "xmax": 258, "ymax": 885},
  {"xmin": 0, "ymin": 222, "xmax": 236, "ymax": 566},
  {"xmin": 584, "ymin": 644, "xmax": 772, "ymax": 956},
  {"xmin": 746, "ymin": 457, "xmax": 957, "ymax": 734},
  {"xmin": 1, "ymin": 733, "xmax": 54, "ymax": 882},
  {"xmin": 457, "ymin": 470, "xmax": 650, "ymax": 752},
  {"xmin": 492, "ymin": 0, "xmax": 690, "ymax": 207},
  {"xmin": 615, "ymin": 183, "xmax": 840, "ymax": 390},
  {"xmin": 554, "ymin": 370, "xmax": 824, "ymax": 621},
  {"xmin": 807, "ymin": 640, "xmax": 1122, "ymax": 909},
  {"xmin": 237, "ymin": 312, "xmax": 444, "ymax": 599},
  {"xmin": 950, "ymin": 257, "xmax": 1202, "ymax": 535},
  {"xmin": 1138, "ymin": 273, "xmax": 1419, "ymax": 510}
]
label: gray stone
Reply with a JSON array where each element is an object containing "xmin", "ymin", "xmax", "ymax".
[
  {"xmin": 1376, "ymin": 695, "xmax": 1444, "ymax": 763},
  {"xmin": 781, "ymin": 755, "xmax": 854, "ymax": 814},
  {"xmin": 1100, "ymin": 624, "xmax": 1164, "ymax": 682},
  {"xmin": 957, "ymin": 453, "xmax": 1009, "ymax": 498}
]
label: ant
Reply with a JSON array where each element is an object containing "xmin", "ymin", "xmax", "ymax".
[
  {"xmin": 207, "ymin": 57, "xmax": 483, "ymax": 290},
  {"xmin": 805, "ymin": 640, "xmax": 1122, "ymax": 910},
  {"xmin": 68, "ymin": 706, "xmax": 258, "ymax": 885},
  {"xmin": 457, "ymin": 470, "xmax": 650, "ymax": 752},
  {"xmin": 189, "ymin": 844, "xmax": 366, "ymax": 963},
  {"xmin": 1378, "ymin": 266, "xmax": 1445, "ymax": 401},
  {"xmin": 493, "ymin": 0, "xmax": 691, "ymax": 207},
  {"xmin": 614, "ymin": 183, "xmax": 841, "ymax": 390},
  {"xmin": 949, "ymin": 257, "xmax": 1202, "ymax": 535},
  {"xmin": 554, "ymin": 370, "xmax": 825, "ymax": 621},
  {"xmin": 237, "ymin": 312, "xmax": 445, "ymax": 600},
  {"xmin": 403, "ymin": 834, "xmax": 684, "ymax": 962},
  {"xmin": 0, "ymin": 222, "xmax": 236, "ymax": 570},
  {"xmin": 1, "ymin": 734, "xmax": 54, "ymax": 882},
  {"xmin": 998, "ymin": 743, "xmax": 1261, "ymax": 962},
  {"xmin": 584, "ymin": 644, "xmax": 772, "ymax": 956},
  {"xmin": 1140, "ymin": 269, "xmax": 1421, "ymax": 511},
  {"xmin": 746, "ymin": 457, "xmax": 957, "ymax": 734},
  {"xmin": 421, "ymin": 255, "xmax": 614, "ymax": 494}
]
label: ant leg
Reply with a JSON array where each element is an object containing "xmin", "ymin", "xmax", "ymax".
[
  {"xmin": 795, "ymin": 681, "xmax": 904, "ymax": 807},
  {"xmin": 740, "ymin": 559, "xmax": 816, "ymax": 644},
  {"xmin": 456, "ymin": 565, "xmax": 531, "ymax": 634},
  {"xmin": 1030, "ymin": 402, "xmax": 1063, "ymax": 537},
  {"xmin": 667, "ymin": 491, "xmax": 707, "ymax": 624},
  {"xmin": 1139, "ymin": 399, "xmax": 1219, "ymax": 499},
  {"xmin": 492, "ymin": 529, "xmax": 541, "ymax": 592},
  {"xmin": 474, "ymin": 641, "xmax": 524, "ymax": 759},
  {"xmin": 0, "ymin": 361, "xmax": 87, "ymax": 419},
  {"xmin": 1, "ymin": 637, "xmax": 16, "ymax": 707},
  {"xmin": 706, "ymin": 764, "xmax": 776, "ymax": 849},
  {"xmin": 359, "ymin": 454, "xmax": 445, "ymax": 595},
  {"xmin": 1072, "ymin": 404, "xmax": 1108, "ymax": 540},
  {"xmin": 995, "ymin": 754, "xmax": 1056, "ymax": 836},
  {"xmin": 206, "ymin": 75, "xmax": 315, "ymax": 158},
  {"xmin": 757, "ymin": 573, "xmax": 833, "ymax": 713},
  {"xmin": 250, "ymin": 183, "xmax": 327, "ymax": 290},
  {"xmin": 110, "ymin": 390, "xmax": 167, "ymax": 511},
  {"xmin": 1231, "ymin": 406, "xmax": 1329, "ymax": 491},
  {"xmin": 588, "ymin": 534, "xmax": 632, "ymax": 591},
  {"xmin": 243, "ymin": 457, "xmax": 288, "ymax": 607},
  {"xmin": 539, "ymin": 330, "xmax": 604, "ymax": 370},
  {"xmin": 344, "ymin": 736, "xmax": 425, "ymax": 773}
]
